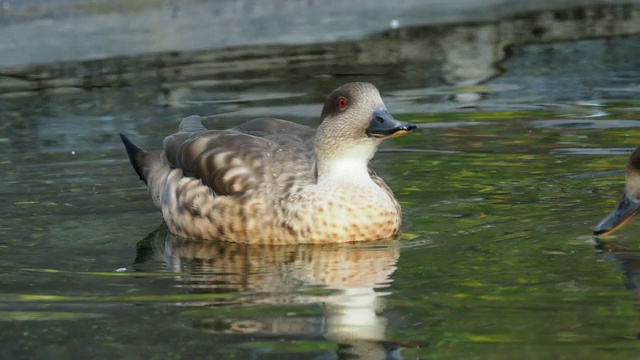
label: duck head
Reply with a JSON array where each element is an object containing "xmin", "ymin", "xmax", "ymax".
[
  {"xmin": 594, "ymin": 146, "xmax": 640, "ymax": 236},
  {"xmin": 314, "ymin": 82, "xmax": 416, "ymax": 181}
]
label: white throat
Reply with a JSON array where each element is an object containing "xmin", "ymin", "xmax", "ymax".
[{"xmin": 317, "ymin": 143, "xmax": 377, "ymax": 185}]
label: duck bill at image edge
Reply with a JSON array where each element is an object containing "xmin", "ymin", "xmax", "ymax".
[{"xmin": 593, "ymin": 193, "xmax": 640, "ymax": 236}]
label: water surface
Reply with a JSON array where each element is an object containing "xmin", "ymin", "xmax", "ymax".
[{"xmin": 2, "ymin": 37, "xmax": 640, "ymax": 359}]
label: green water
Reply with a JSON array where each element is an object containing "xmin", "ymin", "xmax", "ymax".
[{"xmin": 2, "ymin": 37, "xmax": 640, "ymax": 359}]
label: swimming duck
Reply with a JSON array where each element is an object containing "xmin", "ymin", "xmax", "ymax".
[
  {"xmin": 120, "ymin": 82, "xmax": 416, "ymax": 244},
  {"xmin": 594, "ymin": 146, "xmax": 640, "ymax": 236}
]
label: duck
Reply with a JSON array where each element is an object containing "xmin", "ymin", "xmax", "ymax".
[
  {"xmin": 594, "ymin": 145, "xmax": 640, "ymax": 236},
  {"xmin": 120, "ymin": 82, "xmax": 416, "ymax": 244}
]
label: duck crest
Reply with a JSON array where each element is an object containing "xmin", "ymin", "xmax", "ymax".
[{"xmin": 120, "ymin": 83, "xmax": 416, "ymax": 244}]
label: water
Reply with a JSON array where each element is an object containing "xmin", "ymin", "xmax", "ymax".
[{"xmin": 2, "ymin": 36, "xmax": 640, "ymax": 359}]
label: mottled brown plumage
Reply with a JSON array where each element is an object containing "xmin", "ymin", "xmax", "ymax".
[
  {"xmin": 134, "ymin": 224, "xmax": 399, "ymax": 295},
  {"xmin": 121, "ymin": 82, "xmax": 416, "ymax": 244}
]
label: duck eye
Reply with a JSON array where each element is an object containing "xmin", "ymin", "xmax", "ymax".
[{"xmin": 338, "ymin": 97, "xmax": 348, "ymax": 109}]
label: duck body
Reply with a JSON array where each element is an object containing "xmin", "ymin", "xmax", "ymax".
[{"xmin": 121, "ymin": 82, "xmax": 416, "ymax": 244}]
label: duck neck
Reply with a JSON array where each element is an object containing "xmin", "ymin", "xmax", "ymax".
[{"xmin": 315, "ymin": 142, "xmax": 377, "ymax": 185}]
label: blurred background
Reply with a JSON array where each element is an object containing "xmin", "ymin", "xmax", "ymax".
[{"xmin": 3, "ymin": 0, "xmax": 640, "ymax": 91}]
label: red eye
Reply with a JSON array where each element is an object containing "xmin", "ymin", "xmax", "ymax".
[{"xmin": 338, "ymin": 97, "xmax": 348, "ymax": 109}]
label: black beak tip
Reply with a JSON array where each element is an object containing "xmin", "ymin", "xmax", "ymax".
[
  {"xmin": 593, "ymin": 216, "xmax": 616, "ymax": 236},
  {"xmin": 592, "ymin": 228, "xmax": 608, "ymax": 236},
  {"xmin": 404, "ymin": 123, "xmax": 417, "ymax": 132}
]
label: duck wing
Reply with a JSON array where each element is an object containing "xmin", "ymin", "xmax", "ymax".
[{"xmin": 162, "ymin": 116, "xmax": 316, "ymax": 196}]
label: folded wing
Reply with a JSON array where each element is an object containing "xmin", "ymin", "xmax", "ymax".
[{"xmin": 162, "ymin": 116, "xmax": 317, "ymax": 196}]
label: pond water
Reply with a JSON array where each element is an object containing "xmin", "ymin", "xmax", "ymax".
[{"xmin": 3, "ymin": 36, "xmax": 640, "ymax": 359}]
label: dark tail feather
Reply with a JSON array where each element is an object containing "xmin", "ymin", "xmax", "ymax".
[{"xmin": 119, "ymin": 133, "xmax": 149, "ymax": 184}]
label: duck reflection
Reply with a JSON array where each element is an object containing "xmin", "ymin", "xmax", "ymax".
[
  {"xmin": 133, "ymin": 225, "xmax": 405, "ymax": 359},
  {"xmin": 594, "ymin": 237, "xmax": 640, "ymax": 343},
  {"xmin": 594, "ymin": 239, "xmax": 640, "ymax": 311}
]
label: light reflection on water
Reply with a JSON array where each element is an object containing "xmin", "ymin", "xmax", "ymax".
[{"xmin": 1, "ymin": 36, "xmax": 640, "ymax": 359}]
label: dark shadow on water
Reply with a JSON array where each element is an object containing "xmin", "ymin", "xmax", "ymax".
[
  {"xmin": 594, "ymin": 237, "xmax": 640, "ymax": 340},
  {"xmin": 132, "ymin": 224, "xmax": 421, "ymax": 359}
]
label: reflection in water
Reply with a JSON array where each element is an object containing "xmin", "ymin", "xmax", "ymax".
[
  {"xmin": 133, "ymin": 225, "xmax": 405, "ymax": 359},
  {"xmin": 595, "ymin": 239, "xmax": 640, "ymax": 305},
  {"xmin": 594, "ymin": 238, "xmax": 640, "ymax": 338}
]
